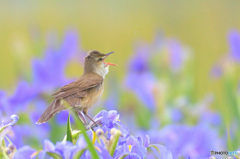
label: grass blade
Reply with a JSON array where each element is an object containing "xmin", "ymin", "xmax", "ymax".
[
  {"xmin": 47, "ymin": 152, "xmax": 62, "ymax": 159},
  {"xmin": 109, "ymin": 129, "xmax": 121, "ymax": 156},
  {"xmin": 66, "ymin": 113, "xmax": 73, "ymax": 142},
  {"xmin": 62, "ymin": 100, "xmax": 100, "ymax": 159},
  {"xmin": 73, "ymin": 148, "xmax": 87, "ymax": 159},
  {"xmin": 71, "ymin": 112, "xmax": 100, "ymax": 159}
]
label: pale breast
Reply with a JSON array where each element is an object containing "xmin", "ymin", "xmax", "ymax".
[{"xmin": 79, "ymin": 83, "xmax": 104, "ymax": 110}]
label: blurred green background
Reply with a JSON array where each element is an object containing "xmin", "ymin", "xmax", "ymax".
[{"xmin": 0, "ymin": 0, "xmax": 240, "ymax": 110}]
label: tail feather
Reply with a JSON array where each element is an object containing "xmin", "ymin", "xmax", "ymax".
[{"xmin": 36, "ymin": 99, "xmax": 65, "ymax": 124}]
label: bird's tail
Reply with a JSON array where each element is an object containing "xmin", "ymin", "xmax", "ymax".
[{"xmin": 36, "ymin": 99, "xmax": 65, "ymax": 124}]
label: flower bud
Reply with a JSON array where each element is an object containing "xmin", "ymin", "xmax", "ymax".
[
  {"xmin": 96, "ymin": 129, "xmax": 104, "ymax": 136},
  {"xmin": 110, "ymin": 128, "xmax": 118, "ymax": 135}
]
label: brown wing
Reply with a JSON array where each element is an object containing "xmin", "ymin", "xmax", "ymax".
[{"xmin": 52, "ymin": 72, "xmax": 103, "ymax": 100}]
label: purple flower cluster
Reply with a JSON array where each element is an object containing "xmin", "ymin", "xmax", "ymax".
[
  {"xmin": 228, "ymin": 30, "xmax": 240, "ymax": 62},
  {"xmin": 125, "ymin": 35, "xmax": 190, "ymax": 111},
  {"xmin": 146, "ymin": 125, "xmax": 224, "ymax": 159},
  {"xmin": 0, "ymin": 30, "xmax": 82, "ymax": 148},
  {"xmin": 114, "ymin": 135, "xmax": 149, "ymax": 158},
  {"xmin": 0, "ymin": 30, "xmax": 233, "ymax": 159},
  {"xmin": 12, "ymin": 110, "xmax": 173, "ymax": 159},
  {"xmin": 125, "ymin": 44, "xmax": 157, "ymax": 111},
  {"xmin": 210, "ymin": 29, "xmax": 240, "ymax": 78},
  {"xmin": 32, "ymin": 31, "xmax": 79, "ymax": 92}
]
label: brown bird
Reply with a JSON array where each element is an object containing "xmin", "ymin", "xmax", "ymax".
[{"xmin": 36, "ymin": 50, "xmax": 117, "ymax": 125}]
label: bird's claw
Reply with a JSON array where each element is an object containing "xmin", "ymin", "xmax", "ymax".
[{"xmin": 84, "ymin": 120, "xmax": 102, "ymax": 131}]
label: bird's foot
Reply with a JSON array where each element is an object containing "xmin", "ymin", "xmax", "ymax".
[
  {"xmin": 83, "ymin": 123, "xmax": 91, "ymax": 131},
  {"xmin": 84, "ymin": 120, "xmax": 102, "ymax": 131}
]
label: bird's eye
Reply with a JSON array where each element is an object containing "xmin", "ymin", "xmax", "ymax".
[{"xmin": 98, "ymin": 58, "xmax": 103, "ymax": 61}]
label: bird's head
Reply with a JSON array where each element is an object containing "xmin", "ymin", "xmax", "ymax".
[{"xmin": 84, "ymin": 50, "xmax": 117, "ymax": 77}]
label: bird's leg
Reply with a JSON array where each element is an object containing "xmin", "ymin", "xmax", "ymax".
[
  {"xmin": 76, "ymin": 111, "xmax": 88, "ymax": 125},
  {"xmin": 83, "ymin": 110, "xmax": 98, "ymax": 128}
]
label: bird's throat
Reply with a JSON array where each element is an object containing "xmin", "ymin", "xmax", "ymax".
[
  {"xmin": 93, "ymin": 66, "xmax": 109, "ymax": 78},
  {"xmin": 84, "ymin": 64, "xmax": 109, "ymax": 78}
]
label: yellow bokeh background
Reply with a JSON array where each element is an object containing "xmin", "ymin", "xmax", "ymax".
[{"xmin": 0, "ymin": 0, "xmax": 240, "ymax": 107}]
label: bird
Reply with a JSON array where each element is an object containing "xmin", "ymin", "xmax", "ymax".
[{"xmin": 36, "ymin": 50, "xmax": 117, "ymax": 125}]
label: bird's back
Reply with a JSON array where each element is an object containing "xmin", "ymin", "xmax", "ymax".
[{"xmin": 37, "ymin": 72, "xmax": 104, "ymax": 124}]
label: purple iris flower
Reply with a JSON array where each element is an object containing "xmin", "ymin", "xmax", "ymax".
[
  {"xmin": 29, "ymin": 30, "xmax": 82, "ymax": 125},
  {"xmin": 9, "ymin": 125, "xmax": 33, "ymax": 148},
  {"xmin": 10, "ymin": 109, "xmax": 174, "ymax": 159},
  {"xmin": 76, "ymin": 135, "xmax": 87, "ymax": 150},
  {"xmin": 5, "ymin": 105, "xmax": 49, "ymax": 148},
  {"xmin": 170, "ymin": 108, "xmax": 183, "ymax": 122},
  {"xmin": 40, "ymin": 138, "xmax": 111, "ymax": 159},
  {"xmin": 14, "ymin": 140, "xmax": 79, "ymax": 159},
  {"xmin": 8, "ymin": 81, "xmax": 38, "ymax": 111},
  {"xmin": 43, "ymin": 140, "xmax": 55, "ymax": 151},
  {"xmin": 54, "ymin": 141, "xmax": 78, "ymax": 158},
  {"xmin": 13, "ymin": 146, "xmax": 36, "ymax": 159},
  {"xmin": 168, "ymin": 39, "xmax": 185, "ymax": 73},
  {"xmin": 1, "ymin": 31, "xmax": 81, "ymax": 125},
  {"xmin": 30, "ymin": 100, "xmax": 48, "ymax": 123},
  {"xmin": 6, "ymin": 115, "xmax": 19, "ymax": 126},
  {"xmin": 1, "ymin": 114, "xmax": 19, "ymax": 128},
  {"xmin": 228, "ymin": 30, "xmax": 240, "ymax": 62},
  {"xmin": 32, "ymin": 31, "xmax": 79, "ymax": 92},
  {"xmin": 114, "ymin": 135, "xmax": 172, "ymax": 159},
  {"xmin": 210, "ymin": 30, "xmax": 240, "ymax": 78},
  {"xmin": 0, "ymin": 81, "xmax": 39, "ymax": 121},
  {"xmin": 39, "ymin": 140, "xmax": 79, "ymax": 159},
  {"xmin": 56, "ymin": 110, "xmax": 73, "ymax": 125},
  {"xmin": 149, "ymin": 144, "xmax": 173, "ymax": 159},
  {"xmin": 148, "ymin": 125, "xmax": 224, "ymax": 159},
  {"xmin": 95, "ymin": 143, "xmax": 112, "ymax": 159},
  {"xmin": 125, "ymin": 44, "xmax": 157, "ymax": 111},
  {"xmin": 93, "ymin": 110, "xmax": 130, "ymax": 139},
  {"xmin": 104, "ymin": 93, "xmax": 118, "ymax": 110},
  {"xmin": 78, "ymin": 142, "xmax": 112, "ymax": 159},
  {"xmin": 114, "ymin": 135, "xmax": 147, "ymax": 159},
  {"xmin": 199, "ymin": 111, "xmax": 222, "ymax": 126},
  {"xmin": 210, "ymin": 64, "xmax": 223, "ymax": 78},
  {"xmin": 0, "ymin": 91, "xmax": 11, "ymax": 116}
]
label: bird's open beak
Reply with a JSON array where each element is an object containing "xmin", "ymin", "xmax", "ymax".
[{"xmin": 103, "ymin": 51, "xmax": 118, "ymax": 66}]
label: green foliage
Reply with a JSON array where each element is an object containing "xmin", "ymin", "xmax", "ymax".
[
  {"xmin": 73, "ymin": 148, "xmax": 87, "ymax": 159},
  {"xmin": 66, "ymin": 114, "xmax": 73, "ymax": 143},
  {"xmin": 70, "ymin": 112, "xmax": 100, "ymax": 159},
  {"xmin": 0, "ymin": 127, "xmax": 12, "ymax": 159},
  {"xmin": 47, "ymin": 152, "xmax": 62, "ymax": 159},
  {"xmin": 62, "ymin": 100, "xmax": 100, "ymax": 158},
  {"xmin": 109, "ymin": 129, "xmax": 121, "ymax": 157}
]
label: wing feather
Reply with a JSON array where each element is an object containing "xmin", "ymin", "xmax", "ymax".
[{"xmin": 52, "ymin": 73, "xmax": 103, "ymax": 99}]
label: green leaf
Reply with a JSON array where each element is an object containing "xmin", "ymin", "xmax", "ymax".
[
  {"xmin": 47, "ymin": 152, "xmax": 62, "ymax": 159},
  {"xmin": 4, "ymin": 136, "xmax": 12, "ymax": 145},
  {"xmin": 67, "ymin": 113, "xmax": 73, "ymax": 142},
  {"xmin": 63, "ymin": 130, "xmax": 81, "ymax": 144},
  {"xmin": 0, "ymin": 125, "xmax": 8, "ymax": 134},
  {"xmin": 62, "ymin": 101, "xmax": 100, "ymax": 159},
  {"xmin": 109, "ymin": 129, "xmax": 121, "ymax": 157},
  {"xmin": 2, "ymin": 152, "xmax": 10, "ymax": 159},
  {"xmin": 72, "ymin": 130, "xmax": 81, "ymax": 145},
  {"xmin": 0, "ymin": 128, "xmax": 9, "ymax": 147},
  {"xmin": 119, "ymin": 154, "xmax": 129, "ymax": 159},
  {"xmin": 149, "ymin": 144, "xmax": 161, "ymax": 155},
  {"xmin": 1, "ymin": 138, "xmax": 5, "ymax": 148},
  {"xmin": 73, "ymin": 148, "xmax": 87, "ymax": 159},
  {"xmin": 71, "ymin": 112, "xmax": 99, "ymax": 159},
  {"xmin": 148, "ymin": 144, "xmax": 173, "ymax": 159}
]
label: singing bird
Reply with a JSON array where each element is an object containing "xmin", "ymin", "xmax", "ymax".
[{"xmin": 36, "ymin": 50, "xmax": 117, "ymax": 125}]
